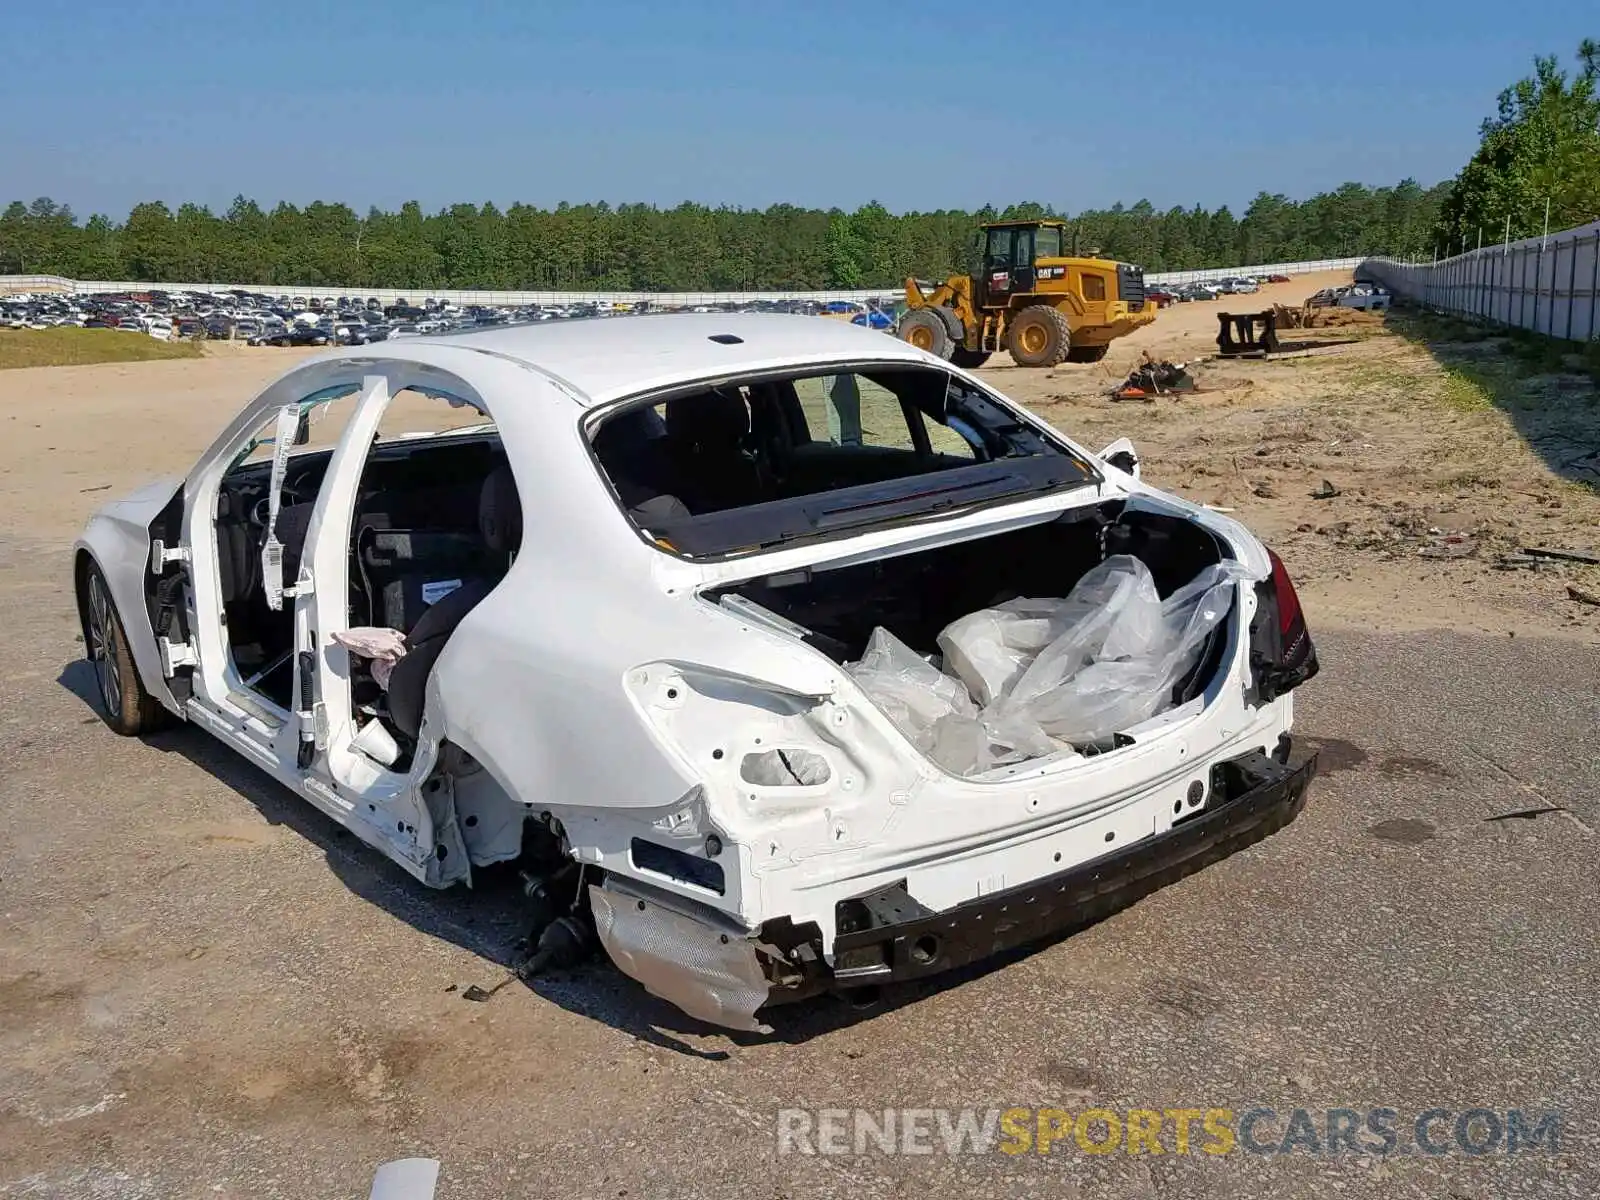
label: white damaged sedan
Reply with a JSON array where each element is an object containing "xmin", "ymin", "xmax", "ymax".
[{"xmin": 74, "ymin": 314, "xmax": 1318, "ymax": 1030}]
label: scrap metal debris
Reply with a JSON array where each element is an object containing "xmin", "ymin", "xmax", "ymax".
[
  {"xmin": 459, "ymin": 909, "xmax": 597, "ymax": 1003},
  {"xmin": 1495, "ymin": 553, "xmax": 1549, "ymax": 571},
  {"xmin": 1111, "ymin": 355, "xmax": 1196, "ymax": 402},
  {"xmin": 1310, "ymin": 479, "xmax": 1340, "ymax": 499},
  {"xmin": 1486, "ymin": 805, "xmax": 1570, "ymax": 822},
  {"xmin": 1567, "ymin": 584, "xmax": 1600, "ymax": 606},
  {"xmin": 1525, "ymin": 547, "xmax": 1600, "ymax": 565},
  {"xmin": 1418, "ymin": 534, "xmax": 1477, "ymax": 559}
]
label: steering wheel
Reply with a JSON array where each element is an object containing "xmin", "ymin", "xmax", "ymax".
[{"xmin": 247, "ymin": 470, "xmax": 317, "ymax": 527}]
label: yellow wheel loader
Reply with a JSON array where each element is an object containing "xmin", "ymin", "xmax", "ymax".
[{"xmin": 897, "ymin": 220, "xmax": 1157, "ymax": 368}]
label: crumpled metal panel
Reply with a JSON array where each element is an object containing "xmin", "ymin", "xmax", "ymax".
[{"xmin": 590, "ymin": 881, "xmax": 771, "ymax": 1033}]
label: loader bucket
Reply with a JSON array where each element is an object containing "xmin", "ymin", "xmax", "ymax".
[{"xmin": 1216, "ymin": 311, "xmax": 1279, "ymax": 357}]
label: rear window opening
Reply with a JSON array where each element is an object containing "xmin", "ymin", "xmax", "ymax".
[
  {"xmin": 709, "ymin": 504, "xmax": 1240, "ymax": 775},
  {"xmin": 587, "ymin": 363, "xmax": 1096, "ymax": 558}
]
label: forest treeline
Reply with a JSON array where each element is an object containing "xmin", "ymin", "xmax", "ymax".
[{"xmin": 0, "ymin": 183, "xmax": 1443, "ymax": 291}]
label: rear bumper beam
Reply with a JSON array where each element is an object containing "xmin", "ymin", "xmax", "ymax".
[{"xmin": 760, "ymin": 747, "xmax": 1317, "ymax": 1001}]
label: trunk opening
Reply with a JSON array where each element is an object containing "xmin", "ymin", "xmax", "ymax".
[{"xmin": 709, "ymin": 500, "xmax": 1238, "ymax": 767}]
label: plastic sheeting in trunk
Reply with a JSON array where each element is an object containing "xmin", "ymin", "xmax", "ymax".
[{"xmin": 846, "ymin": 554, "xmax": 1246, "ymax": 776}]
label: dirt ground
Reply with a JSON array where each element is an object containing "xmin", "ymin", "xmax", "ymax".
[
  {"xmin": 2, "ymin": 286, "xmax": 1599, "ymax": 1198},
  {"xmin": 976, "ymin": 270, "xmax": 1600, "ymax": 641}
]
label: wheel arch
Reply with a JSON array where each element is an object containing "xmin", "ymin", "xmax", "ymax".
[
  {"xmin": 72, "ymin": 548, "xmax": 96, "ymax": 651},
  {"xmin": 73, "ymin": 524, "xmax": 181, "ymax": 717}
]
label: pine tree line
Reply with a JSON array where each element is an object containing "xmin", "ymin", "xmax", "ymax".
[{"xmin": 1, "ymin": 182, "xmax": 1445, "ymax": 292}]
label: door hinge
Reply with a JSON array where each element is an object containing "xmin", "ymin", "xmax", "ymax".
[
  {"xmin": 150, "ymin": 539, "xmax": 189, "ymax": 573},
  {"xmin": 157, "ymin": 638, "xmax": 198, "ymax": 674},
  {"xmin": 284, "ymin": 568, "xmax": 315, "ymax": 600}
]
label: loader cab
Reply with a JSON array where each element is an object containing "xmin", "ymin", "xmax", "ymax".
[{"xmin": 974, "ymin": 221, "xmax": 1068, "ymax": 308}]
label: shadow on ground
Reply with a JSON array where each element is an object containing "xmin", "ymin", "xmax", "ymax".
[
  {"xmin": 53, "ymin": 657, "xmax": 1327, "ymax": 1060},
  {"xmin": 57, "ymin": 658, "xmax": 1013, "ymax": 1056},
  {"xmin": 1384, "ymin": 306, "xmax": 1600, "ymax": 488}
]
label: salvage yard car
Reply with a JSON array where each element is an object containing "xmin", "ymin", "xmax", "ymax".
[
  {"xmin": 1307, "ymin": 284, "xmax": 1391, "ymax": 312},
  {"xmin": 73, "ymin": 315, "xmax": 1319, "ymax": 1031}
]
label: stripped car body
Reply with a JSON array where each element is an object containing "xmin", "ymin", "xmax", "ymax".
[{"xmin": 74, "ymin": 314, "xmax": 1317, "ymax": 1031}]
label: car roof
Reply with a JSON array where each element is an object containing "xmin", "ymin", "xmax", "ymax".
[{"xmin": 415, "ymin": 312, "xmax": 929, "ymax": 406}]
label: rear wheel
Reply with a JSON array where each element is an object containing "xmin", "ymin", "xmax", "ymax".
[
  {"xmin": 1006, "ymin": 305, "xmax": 1071, "ymax": 367},
  {"xmin": 950, "ymin": 348, "xmax": 991, "ymax": 369},
  {"xmin": 1066, "ymin": 344, "xmax": 1109, "ymax": 363},
  {"xmin": 897, "ymin": 308, "xmax": 952, "ymax": 359},
  {"xmin": 81, "ymin": 563, "xmax": 165, "ymax": 735}
]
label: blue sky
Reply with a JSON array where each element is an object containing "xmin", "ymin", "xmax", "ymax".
[{"xmin": 4, "ymin": 1, "xmax": 1594, "ymax": 218}]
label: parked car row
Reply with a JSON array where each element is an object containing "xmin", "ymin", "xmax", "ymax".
[
  {"xmin": 0, "ymin": 287, "xmax": 906, "ymax": 346},
  {"xmin": 1143, "ymin": 273, "xmax": 1295, "ymax": 308}
]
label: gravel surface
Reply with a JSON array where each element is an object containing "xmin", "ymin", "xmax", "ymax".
[{"xmin": 2, "ymin": 320, "xmax": 1595, "ymax": 1199}]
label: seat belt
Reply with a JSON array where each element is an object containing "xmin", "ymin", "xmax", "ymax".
[{"xmin": 260, "ymin": 402, "xmax": 302, "ymax": 612}]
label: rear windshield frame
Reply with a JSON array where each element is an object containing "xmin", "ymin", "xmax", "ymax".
[{"xmin": 583, "ymin": 359, "xmax": 1101, "ymax": 560}]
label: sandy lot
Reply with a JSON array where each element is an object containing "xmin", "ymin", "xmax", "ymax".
[
  {"xmin": 2, "ymin": 288, "xmax": 1598, "ymax": 1198},
  {"xmin": 7, "ymin": 272, "xmax": 1596, "ymax": 640},
  {"xmin": 977, "ymin": 271, "xmax": 1600, "ymax": 640}
]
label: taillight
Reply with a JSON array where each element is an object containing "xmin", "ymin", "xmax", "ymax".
[{"xmin": 1251, "ymin": 547, "xmax": 1318, "ymax": 701}]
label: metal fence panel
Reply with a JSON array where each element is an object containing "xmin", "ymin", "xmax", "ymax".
[{"xmin": 1361, "ymin": 220, "xmax": 1600, "ymax": 344}]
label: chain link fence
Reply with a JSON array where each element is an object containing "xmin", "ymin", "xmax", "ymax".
[{"xmin": 1359, "ymin": 221, "xmax": 1600, "ymax": 342}]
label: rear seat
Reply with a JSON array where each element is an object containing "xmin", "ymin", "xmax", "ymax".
[
  {"xmin": 352, "ymin": 478, "xmax": 498, "ymax": 630},
  {"xmin": 384, "ymin": 464, "xmax": 522, "ymax": 738}
]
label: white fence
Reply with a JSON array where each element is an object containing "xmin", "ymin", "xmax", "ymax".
[
  {"xmin": 1, "ymin": 254, "xmax": 1370, "ymax": 307},
  {"xmin": 1359, "ymin": 221, "xmax": 1600, "ymax": 342},
  {"xmin": 1145, "ymin": 256, "xmax": 1368, "ymax": 285}
]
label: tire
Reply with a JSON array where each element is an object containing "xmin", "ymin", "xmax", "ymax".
[
  {"xmin": 1006, "ymin": 305, "xmax": 1071, "ymax": 367},
  {"xmin": 931, "ymin": 306, "xmax": 965, "ymax": 346},
  {"xmin": 81, "ymin": 563, "xmax": 165, "ymax": 735},
  {"xmin": 897, "ymin": 308, "xmax": 952, "ymax": 359},
  {"xmin": 950, "ymin": 348, "xmax": 992, "ymax": 369},
  {"xmin": 1066, "ymin": 344, "xmax": 1109, "ymax": 364}
]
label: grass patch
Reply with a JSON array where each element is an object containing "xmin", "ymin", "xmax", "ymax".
[
  {"xmin": 0, "ymin": 328, "xmax": 204, "ymax": 370},
  {"xmin": 1582, "ymin": 338, "xmax": 1600, "ymax": 383},
  {"xmin": 1389, "ymin": 303, "xmax": 1600, "ymax": 386},
  {"xmin": 1436, "ymin": 366, "xmax": 1497, "ymax": 412},
  {"xmin": 1387, "ymin": 309, "xmax": 1488, "ymax": 345},
  {"xmin": 1337, "ymin": 361, "xmax": 1406, "ymax": 391}
]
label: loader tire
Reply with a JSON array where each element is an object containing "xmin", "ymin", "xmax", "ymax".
[
  {"xmin": 950, "ymin": 347, "xmax": 991, "ymax": 369},
  {"xmin": 1065, "ymin": 344, "xmax": 1109, "ymax": 363},
  {"xmin": 932, "ymin": 306, "xmax": 965, "ymax": 345},
  {"xmin": 898, "ymin": 308, "xmax": 952, "ymax": 359},
  {"xmin": 1006, "ymin": 305, "xmax": 1071, "ymax": 367}
]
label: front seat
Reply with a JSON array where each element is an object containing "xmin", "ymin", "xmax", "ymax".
[
  {"xmin": 663, "ymin": 387, "xmax": 762, "ymax": 512},
  {"xmin": 385, "ymin": 464, "xmax": 521, "ymax": 739}
]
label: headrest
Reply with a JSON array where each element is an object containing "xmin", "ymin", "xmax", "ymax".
[
  {"xmin": 665, "ymin": 388, "xmax": 748, "ymax": 449},
  {"xmin": 479, "ymin": 464, "xmax": 522, "ymax": 554},
  {"xmin": 593, "ymin": 404, "xmax": 667, "ymax": 466}
]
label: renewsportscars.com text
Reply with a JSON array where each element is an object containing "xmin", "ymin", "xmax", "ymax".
[{"xmin": 775, "ymin": 1106, "xmax": 1561, "ymax": 1158}]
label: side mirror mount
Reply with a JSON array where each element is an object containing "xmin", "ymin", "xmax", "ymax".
[{"xmin": 1099, "ymin": 437, "xmax": 1140, "ymax": 480}]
